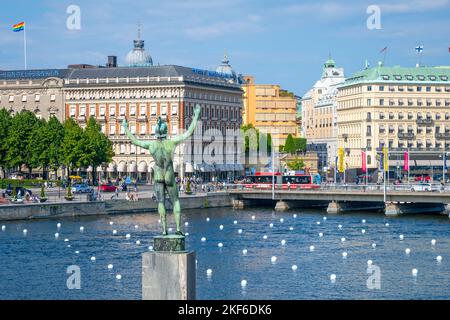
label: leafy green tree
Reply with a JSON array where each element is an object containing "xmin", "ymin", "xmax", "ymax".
[
  {"xmin": 60, "ymin": 118, "xmax": 86, "ymax": 176},
  {"xmin": 294, "ymin": 137, "xmax": 307, "ymax": 152},
  {"xmin": 0, "ymin": 109, "xmax": 12, "ymax": 178},
  {"xmin": 283, "ymin": 134, "xmax": 296, "ymax": 154},
  {"xmin": 286, "ymin": 157, "xmax": 305, "ymax": 170},
  {"xmin": 6, "ymin": 111, "xmax": 39, "ymax": 176},
  {"xmin": 46, "ymin": 117, "xmax": 65, "ymax": 178},
  {"xmin": 29, "ymin": 118, "xmax": 49, "ymax": 178},
  {"xmin": 84, "ymin": 116, "xmax": 113, "ymax": 185}
]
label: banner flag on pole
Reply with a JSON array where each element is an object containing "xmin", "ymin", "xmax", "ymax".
[
  {"xmin": 383, "ymin": 147, "xmax": 389, "ymax": 171},
  {"xmin": 362, "ymin": 150, "xmax": 367, "ymax": 173},
  {"xmin": 338, "ymin": 148, "xmax": 344, "ymax": 173},
  {"xmin": 403, "ymin": 151, "xmax": 409, "ymax": 171}
]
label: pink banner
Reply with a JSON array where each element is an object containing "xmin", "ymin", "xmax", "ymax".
[
  {"xmin": 362, "ymin": 151, "xmax": 367, "ymax": 173},
  {"xmin": 404, "ymin": 151, "xmax": 409, "ymax": 171}
]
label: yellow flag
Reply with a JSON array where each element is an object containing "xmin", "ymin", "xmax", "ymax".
[
  {"xmin": 383, "ymin": 147, "xmax": 388, "ymax": 170},
  {"xmin": 338, "ymin": 148, "xmax": 344, "ymax": 173}
]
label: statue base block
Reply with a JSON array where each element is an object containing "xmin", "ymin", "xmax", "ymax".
[
  {"xmin": 142, "ymin": 250, "xmax": 196, "ymax": 300},
  {"xmin": 154, "ymin": 235, "xmax": 185, "ymax": 252}
]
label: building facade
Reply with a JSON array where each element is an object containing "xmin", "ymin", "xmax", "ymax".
[
  {"xmin": 241, "ymin": 76, "xmax": 298, "ymax": 148},
  {"xmin": 337, "ymin": 64, "xmax": 450, "ymax": 179},
  {"xmin": 301, "ymin": 56, "xmax": 345, "ymax": 173}
]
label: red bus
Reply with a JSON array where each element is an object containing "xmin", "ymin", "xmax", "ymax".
[{"xmin": 243, "ymin": 172, "xmax": 320, "ymax": 190}]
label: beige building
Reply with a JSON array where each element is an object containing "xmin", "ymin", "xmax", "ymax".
[
  {"xmin": 0, "ymin": 70, "xmax": 66, "ymax": 120},
  {"xmin": 242, "ymin": 76, "xmax": 298, "ymax": 148},
  {"xmin": 337, "ymin": 64, "xmax": 450, "ymax": 177},
  {"xmin": 301, "ymin": 56, "xmax": 345, "ymax": 170}
]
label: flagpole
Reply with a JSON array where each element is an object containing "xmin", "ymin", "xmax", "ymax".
[{"xmin": 23, "ymin": 26, "xmax": 27, "ymax": 70}]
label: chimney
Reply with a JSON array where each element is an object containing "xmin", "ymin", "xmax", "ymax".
[{"xmin": 107, "ymin": 56, "xmax": 117, "ymax": 68}]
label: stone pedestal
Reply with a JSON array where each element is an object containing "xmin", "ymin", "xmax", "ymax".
[
  {"xmin": 327, "ymin": 201, "xmax": 341, "ymax": 214},
  {"xmin": 275, "ymin": 200, "xmax": 289, "ymax": 211},
  {"xmin": 142, "ymin": 250, "xmax": 196, "ymax": 300},
  {"xmin": 154, "ymin": 235, "xmax": 185, "ymax": 252}
]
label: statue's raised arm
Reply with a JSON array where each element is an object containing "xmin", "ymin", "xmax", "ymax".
[
  {"xmin": 122, "ymin": 118, "xmax": 153, "ymax": 150},
  {"xmin": 171, "ymin": 104, "xmax": 201, "ymax": 145}
]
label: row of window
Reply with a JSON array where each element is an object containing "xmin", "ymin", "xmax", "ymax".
[
  {"xmin": 2, "ymin": 94, "xmax": 56, "ymax": 102},
  {"xmin": 367, "ymin": 125, "xmax": 450, "ymax": 135},
  {"xmin": 367, "ymin": 98, "xmax": 450, "ymax": 107},
  {"xmin": 365, "ymin": 139, "xmax": 450, "ymax": 150},
  {"xmin": 104, "ymin": 123, "xmax": 178, "ymax": 136},
  {"xmin": 367, "ymin": 111, "xmax": 450, "ymax": 121},
  {"xmin": 69, "ymin": 104, "xmax": 178, "ymax": 118},
  {"xmin": 367, "ymin": 85, "xmax": 450, "ymax": 92}
]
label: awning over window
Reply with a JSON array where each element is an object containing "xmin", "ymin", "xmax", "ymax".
[
  {"xmin": 138, "ymin": 162, "xmax": 147, "ymax": 173},
  {"xmin": 117, "ymin": 162, "xmax": 127, "ymax": 172}
]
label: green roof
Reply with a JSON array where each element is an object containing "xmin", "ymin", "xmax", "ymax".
[{"xmin": 341, "ymin": 65, "xmax": 450, "ymax": 87}]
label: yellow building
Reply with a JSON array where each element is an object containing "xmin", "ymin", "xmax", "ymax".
[
  {"xmin": 241, "ymin": 76, "xmax": 298, "ymax": 148},
  {"xmin": 337, "ymin": 64, "xmax": 450, "ymax": 177}
]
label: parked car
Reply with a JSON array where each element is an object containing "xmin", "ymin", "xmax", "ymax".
[
  {"xmin": 71, "ymin": 183, "xmax": 94, "ymax": 194},
  {"xmin": 99, "ymin": 183, "xmax": 117, "ymax": 192},
  {"xmin": 5, "ymin": 185, "xmax": 32, "ymax": 197},
  {"xmin": 414, "ymin": 175, "xmax": 431, "ymax": 182},
  {"xmin": 411, "ymin": 183, "xmax": 433, "ymax": 192}
]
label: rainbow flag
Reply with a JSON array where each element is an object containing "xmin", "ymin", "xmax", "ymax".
[{"xmin": 13, "ymin": 22, "xmax": 25, "ymax": 32}]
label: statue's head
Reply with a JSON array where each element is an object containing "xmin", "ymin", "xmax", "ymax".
[{"xmin": 155, "ymin": 117, "xmax": 168, "ymax": 139}]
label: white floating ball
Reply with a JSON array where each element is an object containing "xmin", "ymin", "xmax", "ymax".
[
  {"xmin": 291, "ymin": 265, "xmax": 298, "ymax": 271},
  {"xmin": 238, "ymin": 229, "xmax": 243, "ymax": 234},
  {"xmin": 90, "ymin": 256, "xmax": 96, "ymax": 261},
  {"xmin": 206, "ymin": 217, "xmax": 210, "ymax": 222},
  {"xmin": 362, "ymin": 219, "xmax": 366, "ymax": 224},
  {"xmin": 293, "ymin": 214, "xmax": 297, "ymax": 218},
  {"xmin": 57, "ymin": 223, "xmax": 61, "ymax": 229},
  {"xmin": 54, "ymin": 233, "xmax": 59, "ymax": 239},
  {"xmin": 23, "ymin": 229, "xmax": 28, "ymax": 235},
  {"xmin": 75, "ymin": 251, "xmax": 79, "ymax": 254},
  {"xmin": 241, "ymin": 279, "xmax": 247, "ymax": 287},
  {"xmin": 281, "ymin": 239, "xmax": 286, "ymax": 246},
  {"xmin": 269, "ymin": 223, "xmax": 274, "ymax": 228},
  {"xmin": 367, "ymin": 260, "xmax": 373, "ymax": 266},
  {"xmin": 342, "ymin": 252, "xmax": 348, "ymax": 258},
  {"xmin": 168, "ymin": 228, "xmax": 173, "ymax": 232},
  {"xmin": 67, "ymin": 245, "xmax": 71, "ymax": 248},
  {"xmin": 116, "ymin": 274, "xmax": 122, "ymax": 280},
  {"xmin": 323, "ymin": 216, "xmax": 327, "ymax": 221},
  {"xmin": 361, "ymin": 229, "xmax": 366, "ymax": 234},
  {"xmin": 412, "ymin": 268, "xmax": 418, "ymax": 276},
  {"xmin": 218, "ymin": 242, "xmax": 223, "ymax": 248},
  {"xmin": 399, "ymin": 234, "xmax": 404, "ymax": 240},
  {"xmin": 338, "ymin": 224, "xmax": 342, "ymax": 229},
  {"xmin": 341, "ymin": 237, "xmax": 346, "ymax": 242},
  {"xmin": 279, "ymin": 218, "xmax": 284, "ymax": 223},
  {"xmin": 134, "ymin": 225, "xmax": 139, "ymax": 229},
  {"xmin": 64, "ymin": 238, "xmax": 69, "ymax": 242},
  {"xmin": 79, "ymin": 226, "xmax": 84, "ymax": 232},
  {"xmin": 319, "ymin": 232, "xmax": 323, "ymax": 237},
  {"xmin": 431, "ymin": 239, "xmax": 436, "ymax": 246},
  {"xmin": 125, "ymin": 234, "xmax": 131, "ymax": 239},
  {"xmin": 242, "ymin": 249, "xmax": 248, "ymax": 255},
  {"xmin": 184, "ymin": 222, "xmax": 189, "ymax": 227},
  {"xmin": 330, "ymin": 274, "xmax": 336, "ymax": 282},
  {"xmin": 405, "ymin": 248, "xmax": 411, "ymax": 255},
  {"xmin": 263, "ymin": 235, "xmax": 268, "ymax": 240},
  {"xmin": 109, "ymin": 221, "xmax": 114, "ymax": 225},
  {"xmin": 148, "ymin": 246, "xmax": 153, "ymax": 251},
  {"xmin": 271, "ymin": 256, "xmax": 277, "ymax": 263},
  {"xmin": 309, "ymin": 245, "xmax": 315, "ymax": 252},
  {"xmin": 1, "ymin": 225, "xmax": 5, "ymax": 231},
  {"xmin": 219, "ymin": 225, "xmax": 224, "ymax": 230},
  {"xmin": 251, "ymin": 215, "xmax": 256, "ymax": 220},
  {"xmin": 289, "ymin": 227, "xmax": 294, "ymax": 231},
  {"xmin": 385, "ymin": 223, "xmax": 389, "ymax": 227},
  {"xmin": 233, "ymin": 220, "xmax": 237, "ymax": 225},
  {"xmin": 437, "ymin": 256, "xmax": 443, "ymax": 262},
  {"xmin": 316, "ymin": 221, "xmax": 321, "ymax": 225},
  {"xmin": 372, "ymin": 243, "xmax": 377, "ymax": 249},
  {"xmin": 158, "ymin": 219, "xmax": 161, "ymax": 224},
  {"xmin": 206, "ymin": 269, "xmax": 212, "ymax": 276},
  {"xmin": 201, "ymin": 237, "xmax": 206, "ymax": 242},
  {"xmin": 136, "ymin": 240, "xmax": 141, "ymax": 245},
  {"xmin": 112, "ymin": 230, "xmax": 117, "ymax": 235},
  {"xmin": 108, "ymin": 264, "xmax": 113, "ymax": 270}
]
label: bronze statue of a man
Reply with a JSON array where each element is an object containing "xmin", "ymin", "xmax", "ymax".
[{"xmin": 122, "ymin": 104, "xmax": 201, "ymax": 236}]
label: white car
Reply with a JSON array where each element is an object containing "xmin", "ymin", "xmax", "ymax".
[{"xmin": 411, "ymin": 183, "xmax": 432, "ymax": 192}]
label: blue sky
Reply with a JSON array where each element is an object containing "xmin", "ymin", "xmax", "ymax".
[{"xmin": 0, "ymin": 0, "xmax": 449, "ymax": 95}]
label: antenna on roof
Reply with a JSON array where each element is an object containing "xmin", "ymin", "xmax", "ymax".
[{"xmin": 137, "ymin": 22, "xmax": 141, "ymax": 41}]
